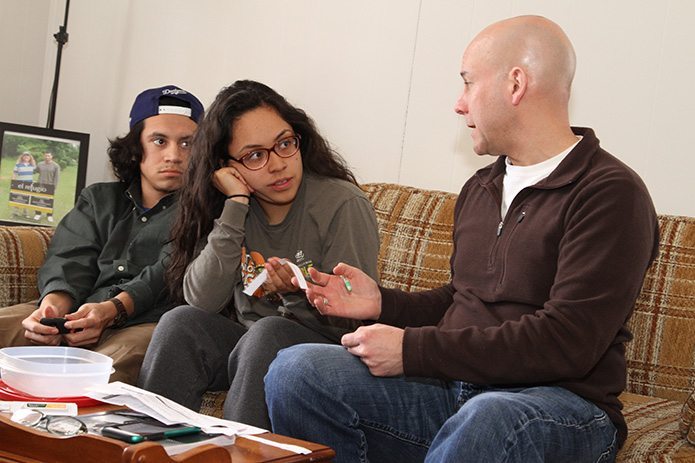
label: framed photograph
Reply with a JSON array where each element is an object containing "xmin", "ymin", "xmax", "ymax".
[{"xmin": 0, "ymin": 122, "xmax": 89, "ymax": 227}]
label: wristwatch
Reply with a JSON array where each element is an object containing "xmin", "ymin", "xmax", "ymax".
[{"xmin": 108, "ymin": 297, "xmax": 128, "ymax": 328}]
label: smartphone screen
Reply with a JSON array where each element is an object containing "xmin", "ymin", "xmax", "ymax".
[{"xmin": 101, "ymin": 421, "xmax": 200, "ymax": 443}]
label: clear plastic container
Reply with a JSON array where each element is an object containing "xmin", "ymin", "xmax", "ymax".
[{"xmin": 0, "ymin": 346, "xmax": 113, "ymax": 397}]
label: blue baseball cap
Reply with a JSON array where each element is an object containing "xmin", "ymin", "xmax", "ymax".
[{"xmin": 128, "ymin": 85, "xmax": 204, "ymax": 129}]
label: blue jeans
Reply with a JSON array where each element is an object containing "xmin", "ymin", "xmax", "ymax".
[{"xmin": 265, "ymin": 344, "xmax": 618, "ymax": 463}]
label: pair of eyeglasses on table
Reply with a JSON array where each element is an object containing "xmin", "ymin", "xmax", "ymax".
[
  {"xmin": 10, "ymin": 408, "xmax": 87, "ymax": 436},
  {"xmin": 10, "ymin": 407, "xmax": 201, "ymax": 443}
]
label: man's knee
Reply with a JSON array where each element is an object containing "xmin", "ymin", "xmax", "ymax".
[
  {"xmin": 0, "ymin": 301, "xmax": 37, "ymax": 347},
  {"xmin": 266, "ymin": 344, "xmax": 327, "ymax": 395},
  {"xmin": 266, "ymin": 344, "xmax": 314, "ymax": 380}
]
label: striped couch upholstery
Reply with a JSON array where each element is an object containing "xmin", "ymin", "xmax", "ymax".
[
  {"xmin": 1, "ymin": 183, "xmax": 694, "ymax": 461},
  {"xmin": 0, "ymin": 226, "xmax": 52, "ymax": 308}
]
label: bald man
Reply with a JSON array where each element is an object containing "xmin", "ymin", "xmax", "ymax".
[{"xmin": 263, "ymin": 15, "xmax": 658, "ymax": 462}]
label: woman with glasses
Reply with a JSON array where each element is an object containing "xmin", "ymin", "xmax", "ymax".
[{"xmin": 138, "ymin": 80, "xmax": 379, "ymax": 430}]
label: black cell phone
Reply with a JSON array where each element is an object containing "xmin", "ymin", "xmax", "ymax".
[
  {"xmin": 101, "ymin": 421, "xmax": 201, "ymax": 443},
  {"xmin": 39, "ymin": 317, "xmax": 69, "ymax": 334}
]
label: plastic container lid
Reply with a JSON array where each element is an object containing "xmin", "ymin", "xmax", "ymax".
[{"xmin": 0, "ymin": 346, "xmax": 114, "ymax": 398}]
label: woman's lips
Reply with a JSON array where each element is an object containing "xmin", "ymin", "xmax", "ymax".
[{"xmin": 269, "ymin": 177, "xmax": 292, "ymax": 191}]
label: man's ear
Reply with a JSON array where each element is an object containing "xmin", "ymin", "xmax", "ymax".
[{"xmin": 510, "ymin": 67, "xmax": 527, "ymax": 106}]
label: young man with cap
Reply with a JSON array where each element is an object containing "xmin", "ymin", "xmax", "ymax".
[{"xmin": 0, "ymin": 85, "xmax": 204, "ymax": 385}]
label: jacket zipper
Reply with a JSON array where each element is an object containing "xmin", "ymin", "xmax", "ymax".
[
  {"xmin": 488, "ymin": 219, "xmax": 503, "ymax": 270},
  {"xmin": 497, "ymin": 209, "xmax": 527, "ymax": 286}
]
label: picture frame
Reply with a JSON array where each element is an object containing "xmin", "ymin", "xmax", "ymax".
[{"xmin": 0, "ymin": 122, "xmax": 89, "ymax": 227}]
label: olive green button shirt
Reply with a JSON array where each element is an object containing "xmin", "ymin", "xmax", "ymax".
[{"xmin": 38, "ymin": 181, "xmax": 177, "ymax": 327}]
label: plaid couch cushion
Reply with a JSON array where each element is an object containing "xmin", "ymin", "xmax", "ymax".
[
  {"xmin": 0, "ymin": 226, "xmax": 53, "ymax": 308},
  {"xmin": 618, "ymin": 392, "xmax": 695, "ymax": 461},
  {"xmin": 625, "ymin": 215, "xmax": 695, "ymax": 402},
  {"xmin": 361, "ymin": 183, "xmax": 456, "ymax": 291}
]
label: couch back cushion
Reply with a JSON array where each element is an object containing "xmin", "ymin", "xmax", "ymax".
[
  {"xmin": 626, "ymin": 215, "xmax": 695, "ymax": 402},
  {"xmin": 0, "ymin": 226, "xmax": 54, "ymax": 307},
  {"xmin": 362, "ymin": 183, "xmax": 456, "ymax": 291}
]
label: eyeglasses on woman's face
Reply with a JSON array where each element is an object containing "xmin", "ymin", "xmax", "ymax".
[
  {"xmin": 11, "ymin": 408, "xmax": 87, "ymax": 436},
  {"xmin": 229, "ymin": 134, "xmax": 300, "ymax": 171}
]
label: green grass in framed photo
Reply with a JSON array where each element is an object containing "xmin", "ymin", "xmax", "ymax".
[{"xmin": 0, "ymin": 122, "xmax": 89, "ymax": 227}]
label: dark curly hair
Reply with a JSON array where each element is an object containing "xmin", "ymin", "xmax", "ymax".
[
  {"xmin": 166, "ymin": 80, "xmax": 357, "ymax": 303},
  {"xmin": 107, "ymin": 121, "xmax": 144, "ymax": 184}
]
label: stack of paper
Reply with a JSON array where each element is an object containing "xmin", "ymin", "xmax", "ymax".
[{"xmin": 85, "ymin": 382, "xmax": 310, "ymax": 455}]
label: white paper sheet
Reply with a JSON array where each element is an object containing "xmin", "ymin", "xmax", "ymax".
[
  {"xmin": 84, "ymin": 382, "xmax": 255, "ymax": 433},
  {"xmin": 84, "ymin": 382, "xmax": 312, "ymax": 454},
  {"xmin": 243, "ymin": 434, "xmax": 311, "ymax": 455}
]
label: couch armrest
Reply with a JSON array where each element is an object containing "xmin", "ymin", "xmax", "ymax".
[{"xmin": 0, "ymin": 226, "xmax": 54, "ymax": 307}]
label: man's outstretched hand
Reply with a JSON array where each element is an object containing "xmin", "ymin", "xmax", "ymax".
[{"xmin": 298, "ymin": 263, "xmax": 382, "ymax": 321}]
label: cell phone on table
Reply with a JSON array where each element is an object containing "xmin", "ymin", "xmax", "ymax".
[
  {"xmin": 39, "ymin": 317, "xmax": 70, "ymax": 334},
  {"xmin": 101, "ymin": 421, "xmax": 201, "ymax": 443}
]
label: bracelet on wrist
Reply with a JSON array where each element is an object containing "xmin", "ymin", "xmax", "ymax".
[
  {"xmin": 108, "ymin": 297, "xmax": 128, "ymax": 328},
  {"xmin": 226, "ymin": 194, "xmax": 251, "ymax": 200}
]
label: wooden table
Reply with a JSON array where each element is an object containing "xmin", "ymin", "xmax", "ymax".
[{"xmin": 0, "ymin": 405, "xmax": 334, "ymax": 462}]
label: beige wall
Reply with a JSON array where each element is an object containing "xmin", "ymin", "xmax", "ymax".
[
  {"xmin": 0, "ymin": 0, "xmax": 52, "ymax": 124},
  {"xmin": 1, "ymin": 0, "xmax": 693, "ymax": 215}
]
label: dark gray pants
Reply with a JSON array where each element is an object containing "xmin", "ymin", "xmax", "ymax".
[{"xmin": 137, "ymin": 305, "xmax": 333, "ymax": 429}]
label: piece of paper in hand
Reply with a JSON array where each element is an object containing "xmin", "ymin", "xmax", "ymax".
[{"xmin": 243, "ymin": 260, "xmax": 307, "ymax": 296}]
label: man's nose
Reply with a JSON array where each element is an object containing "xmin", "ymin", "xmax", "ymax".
[
  {"xmin": 164, "ymin": 144, "xmax": 185, "ymax": 163},
  {"xmin": 454, "ymin": 93, "xmax": 467, "ymax": 115}
]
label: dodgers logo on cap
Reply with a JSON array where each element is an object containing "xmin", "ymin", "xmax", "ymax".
[{"xmin": 128, "ymin": 85, "xmax": 204, "ymax": 129}]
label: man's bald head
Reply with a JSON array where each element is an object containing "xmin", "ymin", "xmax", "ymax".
[
  {"xmin": 467, "ymin": 15, "xmax": 576, "ymax": 101},
  {"xmin": 456, "ymin": 15, "xmax": 579, "ymax": 163}
]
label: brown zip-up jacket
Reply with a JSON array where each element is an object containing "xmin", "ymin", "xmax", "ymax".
[{"xmin": 378, "ymin": 127, "xmax": 659, "ymax": 447}]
